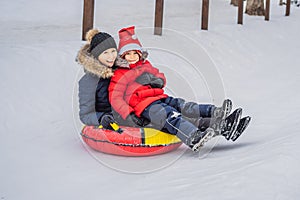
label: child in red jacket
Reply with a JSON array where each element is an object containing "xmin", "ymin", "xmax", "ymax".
[{"xmin": 109, "ymin": 26, "xmax": 249, "ymax": 151}]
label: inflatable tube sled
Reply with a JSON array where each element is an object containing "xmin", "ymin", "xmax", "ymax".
[{"xmin": 81, "ymin": 126, "xmax": 182, "ymax": 156}]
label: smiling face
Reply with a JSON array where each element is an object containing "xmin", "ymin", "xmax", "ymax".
[
  {"xmin": 123, "ymin": 50, "xmax": 140, "ymax": 64},
  {"xmin": 97, "ymin": 48, "xmax": 117, "ymax": 67}
]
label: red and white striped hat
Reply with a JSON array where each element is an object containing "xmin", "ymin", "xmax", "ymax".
[{"xmin": 118, "ymin": 26, "xmax": 143, "ymax": 57}]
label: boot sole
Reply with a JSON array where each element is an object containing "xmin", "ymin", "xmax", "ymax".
[
  {"xmin": 192, "ymin": 128, "xmax": 215, "ymax": 152},
  {"xmin": 224, "ymin": 99, "xmax": 233, "ymax": 118},
  {"xmin": 231, "ymin": 116, "xmax": 251, "ymax": 141},
  {"xmin": 224, "ymin": 108, "xmax": 242, "ymax": 140},
  {"xmin": 213, "ymin": 99, "xmax": 232, "ymax": 120},
  {"xmin": 211, "ymin": 99, "xmax": 233, "ymax": 136}
]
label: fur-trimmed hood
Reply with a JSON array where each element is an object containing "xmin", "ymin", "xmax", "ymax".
[{"xmin": 76, "ymin": 43, "xmax": 129, "ymax": 79}]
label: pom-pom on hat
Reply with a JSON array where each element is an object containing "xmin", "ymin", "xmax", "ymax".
[
  {"xmin": 118, "ymin": 26, "xmax": 143, "ymax": 57},
  {"xmin": 86, "ymin": 29, "xmax": 117, "ymax": 59}
]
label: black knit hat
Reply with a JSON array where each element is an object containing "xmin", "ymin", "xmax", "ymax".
[{"xmin": 89, "ymin": 32, "xmax": 117, "ymax": 58}]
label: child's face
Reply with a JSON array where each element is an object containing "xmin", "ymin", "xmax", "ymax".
[
  {"xmin": 124, "ymin": 50, "xmax": 140, "ymax": 64},
  {"xmin": 98, "ymin": 48, "xmax": 117, "ymax": 67}
]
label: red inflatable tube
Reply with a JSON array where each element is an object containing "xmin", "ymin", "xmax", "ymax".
[{"xmin": 81, "ymin": 126, "xmax": 182, "ymax": 157}]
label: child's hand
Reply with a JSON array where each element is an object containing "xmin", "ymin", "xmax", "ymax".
[
  {"xmin": 135, "ymin": 72, "xmax": 152, "ymax": 85},
  {"xmin": 136, "ymin": 72, "xmax": 164, "ymax": 88},
  {"xmin": 99, "ymin": 113, "xmax": 123, "ymax": 133},
  {"xmin": 149, "ymin": 78, "xmax": 164, "ymax": 88}
]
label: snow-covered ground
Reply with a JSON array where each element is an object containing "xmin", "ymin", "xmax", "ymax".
[{"xmin": 1, "ymin": 0, "xmax": 300, "ymax": 199}]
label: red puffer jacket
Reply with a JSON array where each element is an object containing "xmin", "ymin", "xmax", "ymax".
[{"xmin": 109, "ymin": 60, "xmax": 168, "ymax": 119}]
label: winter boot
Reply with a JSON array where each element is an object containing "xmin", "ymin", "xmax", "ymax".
[
  {"xmin": 211, "ymin": 108, "xmax": 242, "ymax": 140},
  {"xmin": 230, "ymin": 116, "xmax": 251, "ymax": 141},
  {"xmin": 220, "ymin": 108, "xmax": 242, "ymax": 140},
  {"xmin": 183, "ymin": 99, "xmax": 232, "ymax": 131},
  {"xmin": 212, "ymin": 99, "xmax": 232, "ymax": 120},
  {"xmin": 188, "ymin": 128, "xmax": 215, "ymax": 152}
]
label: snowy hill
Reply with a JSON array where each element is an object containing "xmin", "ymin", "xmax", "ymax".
[{"xmin": 1, "ymin": 0, "xmax": 300, "ymax": 199}]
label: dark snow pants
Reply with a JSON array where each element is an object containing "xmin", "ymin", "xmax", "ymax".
[
  {"xmin": 141, "ymin": 97, "xmax": 215, "ymax": 143},
  {"xmin": 164, "ymin": 96, "xmax": 215, "ymax": 118},
  {"xmin": 164, "ymin": 97, "xmax": 215, "ymax": 131}
]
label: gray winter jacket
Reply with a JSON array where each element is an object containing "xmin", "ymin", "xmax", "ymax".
[
  {"xmin": 76, "ymin": 43, "xmax": 127, "ymax": 126},
  {"xmin": 78, "ymin": 73, "xmax": 101, "ymax": 126}
]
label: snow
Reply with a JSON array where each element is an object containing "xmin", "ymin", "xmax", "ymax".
[{"xmin": 1, "ymin": 0, "xmax": 300, "ymax": 199}]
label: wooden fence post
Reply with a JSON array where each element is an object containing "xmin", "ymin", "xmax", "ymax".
[
  {"xmin": 201, "ymin": 0, "xmax": 209, "ymax": 30},
  {"xmin": 154, "ymin": 0, "xmax": 164, "ymax": 35},
  {"xmin": 237, "ymin": 0, "xmax": 243, "ymax": 24},
  {"xmin": 286, "ymin": 0, "xmax": 291, "ymax": 16},
  {"xmin": 265, "ymin": 0, "xmax": 270, "ymax": 21},
  {"xmin": 82, "ymin": 0, "xmax": 95, "ymax": 40}
]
